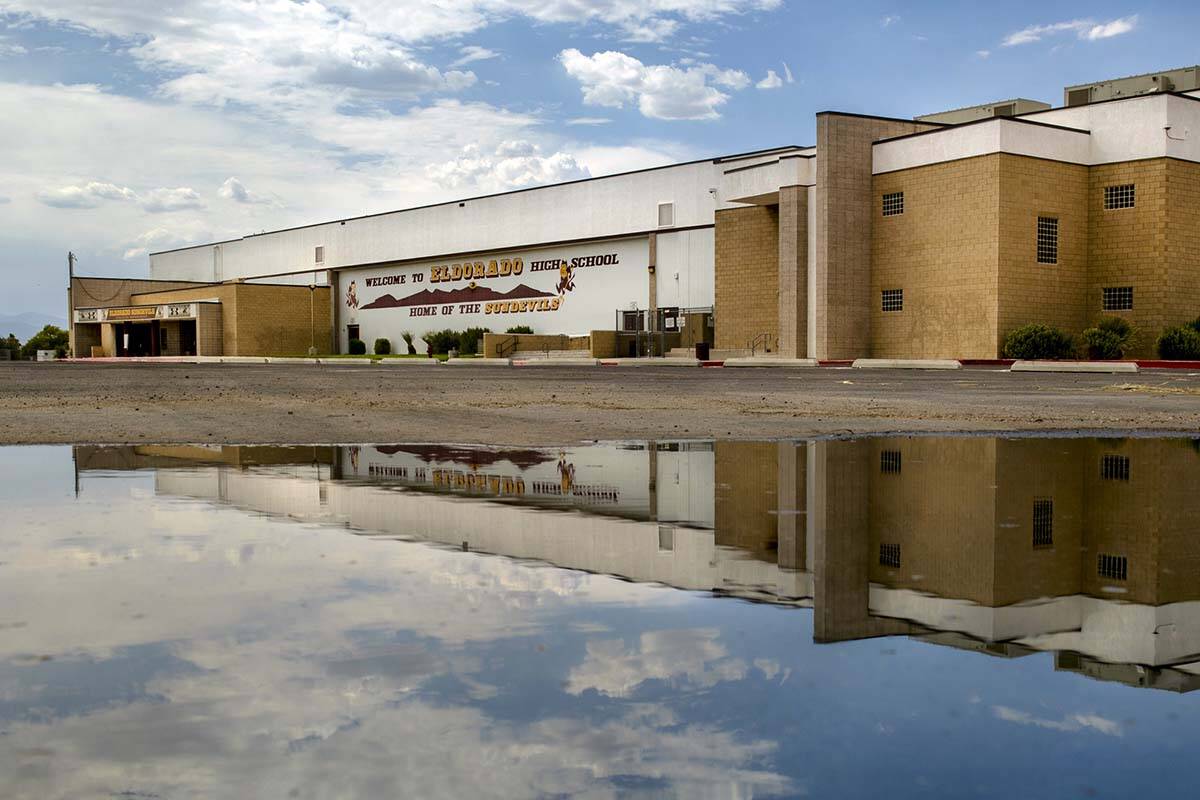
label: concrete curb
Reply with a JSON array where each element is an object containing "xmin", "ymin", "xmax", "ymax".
[
  {"xmin": 724, "ymin": 357, "xmax": 819, "ymax": 368},
  {"xmin": 599, "ymin": 358, "xmax": 705, "ymax": 367},
  {"xmin": 1011, "ymin": 360, "xmax": 1139, "ymax": 373},
  {"xmin": 852, "ymin": 359, "xmax": 962, "ymax": 370},
  {"xmin": 446, "ymin": 358, "xmax": 510, "ymax": 366},
  {"xmin": 219, "ymin": 356, "xmax": 269, "ymax": 364},
  {"xmin": 372, "ymin": 358, "xmax": 442, "ymax": 366},
  {"xmin": 511, "ymin": 358, "xmax": 600, "ymax": 367}
]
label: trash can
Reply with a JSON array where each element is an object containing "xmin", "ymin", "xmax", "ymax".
[{"xmin": 695, "ymin": 341, "xmax": 710, "ymax": 361}]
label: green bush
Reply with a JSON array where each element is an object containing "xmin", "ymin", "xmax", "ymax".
[
  {"xmin": 1188, "ymin": 317, "xmax": 1200, "ymax": 334},
  {"xmin": 459, "ymin": 327, "xmax": 491, "ymax": 355},
  {"xmin": 1081, "ymin": 316, "xmax": 1135, "ymax": 360},
  {"xmin": 506, "ymin": 325, "xmax": 534, "ymax": 335},
  {"xmin": 1157, "ymin": 326, "xmax": 1200, "ymax": 360},
  {"xmin": 400, "ymin": 331, "xmax": 416, "ymax": 355},
  {"xmin": 424, "ymin": 329, "xmax": 461, "ymax": 355},
  {"xmin": 1002, "ymin": 324, "xmax": 1076, "ymax": 360},
  {"xmin": 20, "ymin": 325, "xmax": 69, "ymax": 360},
  {"xmin": 373, "ymin": 337, "xmax": 391, "ymax": 355},
  {"xmin": 348, "ymin": 338, "xmax": 367, "ymax": 355}
]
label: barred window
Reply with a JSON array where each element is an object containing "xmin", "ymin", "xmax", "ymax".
[
  {"xmin": 880, "ymin": 543, "xmax": 901, "ymax": 568},
  {"xmin": 881, "ymin": 289, "xmax": 904, "ymax": 312},
  {"xmin": 1100, "ymin": 454, "xmax": 1130, "ymax": 481},
  {"xmin": 880, "ymin": 450, "xmax": 902, "ymax": 474},
  {"xmin": 1102, "ymin": 286, "xmax": 1133, "ymax": 311},
  {"xmin": 882, "ymin": 191, "xmax": 904, "ymax": 217},
  {"xmin": 1033, "ymin": 498, "xmax": 1054, "ymax": 548},
  {"xmin": 1036, "ymin": 217, "xmax": 1058, "ymax": 264},
  {"xmin": 1104, "ymin": 184, "xmax": 1135, "ymax": 210},
  {"xmin": 1098, "ymin": 554, "xmax": 1128, "ymax": 580}
]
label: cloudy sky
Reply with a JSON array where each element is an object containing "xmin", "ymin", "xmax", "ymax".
[{"xmin": 0, "ymin": 0, "xmax": 1195, "ymax": 318}]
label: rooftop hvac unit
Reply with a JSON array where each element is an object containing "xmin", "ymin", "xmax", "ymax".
[{"xmin": 1067, "ymin": 88, "xmax": 1091, "ymax": 107}]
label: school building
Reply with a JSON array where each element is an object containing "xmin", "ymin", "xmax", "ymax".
[{"xmin": 69, "ymin": 66, "xmax": 1200, "ymax": 360}]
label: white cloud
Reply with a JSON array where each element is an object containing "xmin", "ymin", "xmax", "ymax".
[
  {"xmin": 451, "ymin": 45, "xmax": 500, "ymax": 67},
  {"xmin": 565, "ymin": 116, "xmax": 611, "ymax": 126},
  {"xmin": 122, "ymin": 224, "xmax": 212, "ymax": 260},
  {"xmin": 558, "ymin": 49, "xmax": 750, "ymax": 120},
  {"xmin": 992, "ymin": 706, "xmax": 1124, "ymax": 736},
  {"xmin": 1002, "ymin": 15, "xmax": 1138, "ymax": 47},
  {"xmin": 757, "ymin": 69, "xmax": 783, "ymax": 89},
  {"xmin": 881, "ymin": 14, "xmax": 900, "ymax": 27},
  {"xmin": 781, "ymin": 61, "xmax": 795, "ymax": 83},
  {"xmin": 218, "ymin": 177, "xmax": 272, "ymax": 206},
  {"xmin": 140, "ymin": 186, "xmax": 204, "ymax": 213},
  {"xmin": 976, "ymin": 49, "xmax": 991, "ymax": 59},
  {"xmin": 566, "ymin": 629, "xmax": 749, "ymax": 697},
  {"xmin": 425, "ymin": 140, "xmax": 590, "ymax": 192},
  {"xmin": 36, "ymin": 181, "xmax": 136, "ymax": 209}
]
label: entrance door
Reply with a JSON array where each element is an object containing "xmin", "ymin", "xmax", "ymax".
[{"xmin": 179, "ymin": 321, "xmax": 197, "ymax": 356}]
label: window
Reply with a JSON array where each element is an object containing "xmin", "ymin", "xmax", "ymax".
[
  {"xmin": 1100, "ymin": 454, "xmax": 1130, "ymax": 481},
  {"xmin": 657, "ymin": 202, "xmax": 675, "ymax": 227},
  {"xmin": 658, "ymin": 525, "xmax": 675, "ymax": 551},
  {"xmin": 1033, "ymin": 498, "xmax": 1054, "ymax": 548},
  {"xmin": 880, "ymin": 543, "xmax": 901, "ymax": 568},
  {"xmin": 1102, "ymin": 286, "xmax": 1133, "ymax": 311},
  {"xmin": 882, "ymin": 191, "xmax": 904, "ymax": 217},
  {"xmin": 881, "ymin": 289, "xmax": 903, "ymax": 312},
  {"xmin": 1104, "ymin": 184, "xmax": 1135, "ymax": 210},
  {"xmin": 1037, "ymin": 217, "xmax": 1058, "ymax": 264},
  {"xmin": 315, "ymin": 245, "xmax": 325, "ymax": 263},
  {"xmin": 1098, "ymin": 554, "xmax": 1128, "ymax": 581},
  {"xmin": 880, "ymin": 450, "xmax": 902, "ymax": 474}
]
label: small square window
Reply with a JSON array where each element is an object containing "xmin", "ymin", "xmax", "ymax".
[
  {"xmin": 1104, "ymin": 184, "xmax": 1135, "ymax": 210},
  {"xmin": 882, "ymin": 191, "xmax": 904, "ymax": 217},
  {"xmin": 880, "ymin": 543, "xmax": 901, "ymax": 568},
  {"xmin": 657, "ymin": 202, "xmax": 675, "ymax": 227},
  {"xmin": 1033, "ymin": 498, "xmax": 1054, "ymax": 548},
  {"xmin": 1102, "ymin": 287, "xmax": 1133, "ymax": 311},
  {"xmin": 1098, "ymin": 553, "xmax": 1128, "ymax": 580},
  {"xmin": 881, "ymin": 289, "xmax": 903, "ymax": 312},
  {"xmin": 315, "ymin": 246, "xmax": 325, "ymax": 263},
  {"xmin": 880, "ymin": 450, "xmax": 902, "ymax": 474},
  {"xmin": 1037, "ymin": 217, "xmax": 1058, "ymax": 264},
  {"xmin": 1100, "ymin": 454, "xmax": 1130, "ymax": 481}
]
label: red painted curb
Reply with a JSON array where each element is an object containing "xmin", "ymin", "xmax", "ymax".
[{"xmin": 1135, "ymin": 360, "xmax": 1200, "ymax": 369}]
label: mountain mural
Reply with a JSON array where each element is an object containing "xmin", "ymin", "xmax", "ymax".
[{"xmin": 361, "ymin": 283, "xmax": 554, "ymax": 310}]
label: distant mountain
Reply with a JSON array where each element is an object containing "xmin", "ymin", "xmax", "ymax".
[
  {"xmin": 362, "ymin": 283, "xmax": 553, "ymax": 310},
  {"xmin": 0, "ymin": 312, "xmax": 67, "ymax": 342}
]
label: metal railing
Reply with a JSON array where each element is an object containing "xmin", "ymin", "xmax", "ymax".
[
  {"xmin": 496, "ymin": 336, "xmax": 517, "ymax": 358},
  {"xmin": 749, "ymin": 332, "xmax": 774, "ymax": 356}
]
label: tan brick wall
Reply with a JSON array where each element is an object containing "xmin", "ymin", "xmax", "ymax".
[
  {"xmin": 1088, "ymin": 160, "xmax": 1169, "ymax": 356},
  {"xmin": 777, "ymin": 185, "xmax": 809, "ymax": 358},
  {"xmin": 714, "ymin": 441, "xmax": 778, "ymax": 560},
  {"xmin": 814, "ymin": 114, "xmax": 940, "ymax": 360},
  {"xmin": 133, "ymin": 284, "xmax": 237, "ymax": 353},
  {"xmin": 70, "ymin": 276, "xmax": 206, "ymax": 357},
  {"xmin": 714, "ymin": 205, "xmax": 779, "ymax": 351},
  {"xmin": 232, "ymin": 284, "xmax": 332, "ymax": 356},
  {"xmin": 1166, "ymin": 159, "xmax": 1200, "ymax": 338},
  {"xmin": 481, "ymin": 332, "xmax": 590, "ymax": 358},
  {"xmin": 997, "ymin": 156, "xmax": 1090, "ymax": 353},
  {"xmin": 196, "ymin": 304, "xmax": 224, "ymax": 356},
  {"xmin": 871, "ymin": 155, "xmax": 1002, "ymax": 359}
]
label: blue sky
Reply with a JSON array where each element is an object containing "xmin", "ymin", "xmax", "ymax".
[{"xmin": 0, "ymin": 0, "xmax": 1196, "ymax": 319}]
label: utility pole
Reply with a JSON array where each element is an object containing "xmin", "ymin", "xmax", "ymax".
[
  {"xmin": 67, "ymin": 251, "xmax": 77, "ymax": 358},
  {"xmin": 308, "ymin": 284, "xmax": 317, "ymax": 357}
]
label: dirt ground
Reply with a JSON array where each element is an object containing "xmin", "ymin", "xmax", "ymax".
[{"xmin": 3, "ymin": 361, "xmax": 1200, "ymax": 445}]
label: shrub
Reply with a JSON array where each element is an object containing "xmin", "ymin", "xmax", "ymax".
[
  {"xmin": 459, "ymin": 327, "xmax": 491, "ymax": 355},
  {"xmin": 348, "ymin": 338, "xmax": 366, "ymax": 355},
  {"xmin": 506, "ymin": 325, "xmax": 534, "ymax": 335},
  {"xmin": 400, "ymin": 331, "xmax": 416, "ymax": 355},
  {"xmin": 1002, "ymin": 324, "xmax": 1076, "ymax": 360},
  {"xmin": 1188, "ymin": 317, "xmax": 1200, "ymax": 334},
  {"xmin": 424, "ymin": 329, "xmax": 461, "ymax": 355},
  {"xmin": 20, "ymin": 325, "xmax": 69, "ymax": 360},
  {"xmin": 1081, "ymin": 316, "xmax": 1135, "ymax": 360},
  {"xmin": 373, "ymin": 337, "xmax": 391, "ymax": 355},
  {"xmin": 1157, "ymin": 326, "xmax": 1200, "ymax": 360},
  {"xmin": 2, "ymin": 333, "xmax": 19, "ymax": 357}
]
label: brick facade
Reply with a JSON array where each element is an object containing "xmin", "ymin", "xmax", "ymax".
[{"xmin": 714, "ymin": 205, "xmax": 779, "ymax": 352}]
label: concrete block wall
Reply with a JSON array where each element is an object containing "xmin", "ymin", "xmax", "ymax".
[
  {"xmin": 777, "ymin": 185, "xmax": 809, "ymax": 358},
  {"xmin": 1166, "ymin": 159, "xmax": 1200, "ymax": 337},
  {"xmin": 871, "ymin": 155, "xmax": 1003, "ymax": 359},
  {"xmin": 196, "ymin": 305, "xmax": 224, "ymax": 356},
  {"xmin": 714, "ymin": 205, "xmax": 779, "ymax": 352},
  {"xmin": 233, "ymin": 284, "xmax": 332, "ymax": 356}
]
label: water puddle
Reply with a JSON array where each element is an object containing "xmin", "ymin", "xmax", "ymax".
[{"xmin": 2, "ymin": 436, "xmax": 1199, "ymax": 797}]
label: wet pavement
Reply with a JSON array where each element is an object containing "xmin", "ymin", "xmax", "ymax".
[{"xmin": 2, "ymin": 437, "xmax": 1200, "ymax": 798}]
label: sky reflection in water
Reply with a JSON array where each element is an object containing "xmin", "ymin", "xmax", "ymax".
[{"xmin": 2, "ymin": 438, "xmax": 1200, "ymax": 799}]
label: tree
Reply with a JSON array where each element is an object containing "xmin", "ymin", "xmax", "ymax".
[
  {"xmin": 21, "ymin": 325, "xmax": 69, "ymax": 360},
  {"xmin": 1, "ymin": 333, "xmax": 19, "ymax": 355}
]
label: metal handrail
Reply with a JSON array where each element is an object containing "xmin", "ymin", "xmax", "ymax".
[
  {"xmin": 496, "ymin": 336, "xmax": 517, "ymax": 358},
  {"xmin": 749, "ymin": 332, "xmax": 773, "ymax": 355}
]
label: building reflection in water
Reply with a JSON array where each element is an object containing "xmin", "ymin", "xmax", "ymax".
[{"xmin": 75, "ymin": 436, "xmax": 1200, "ymax": 692}]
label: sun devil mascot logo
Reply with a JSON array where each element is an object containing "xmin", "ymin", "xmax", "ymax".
[
  {"xmin": 345, "ymin": 280, "xmax": 359, "ymax": 309},
  {"xmin": 556, "ymin": 262, "xmax": 575, "ymax": 296}
]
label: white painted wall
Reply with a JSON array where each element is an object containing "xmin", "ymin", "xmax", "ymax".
[
  {"xmin": 655, "ymin": 227, "xmax": 715, "ymax": 310},
  {"xmin": 872, "ymin": 118, "xmax": 1090, "ymax": 174},
  {"xmin": 150, "ymin": 155, "xmax": 793, "ymax": 283},
  {"xmin": 656, "ymin": 447, "xmax": 716, "ymax": 528},
  {"xmin": 338, "ymin": 236, "xmax": 649, "ymax": 351}
]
